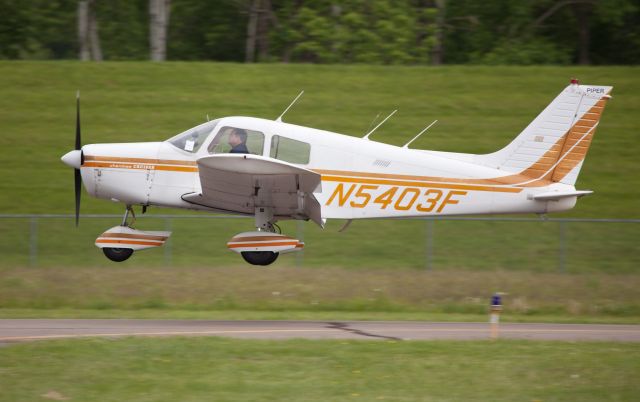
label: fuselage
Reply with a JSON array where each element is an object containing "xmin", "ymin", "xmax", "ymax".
[{"xmin": 77, "ymin": 116, "xmax": 577, "ymax": 220}]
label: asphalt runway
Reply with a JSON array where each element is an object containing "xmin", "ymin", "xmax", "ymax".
[{"xmin": 1, "ymin": 320, "xmax": 639, "ymax": 342}]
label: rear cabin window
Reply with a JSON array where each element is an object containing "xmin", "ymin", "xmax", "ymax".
[
  {"xmin": 270, "ymin": 135, "xmax": 310, "ymax": 164},
  {"xmin": 208, "ymin": 126, "xmax": 265, "ymax": 155}
]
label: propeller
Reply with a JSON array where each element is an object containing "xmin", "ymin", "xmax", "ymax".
[
  {"xmin": 61, "ymin": 91, "xmax": 85, "ymax": 226},
  {"xmin": 74, "ymin": 91, "xmax": 82, "ymax": 226}
]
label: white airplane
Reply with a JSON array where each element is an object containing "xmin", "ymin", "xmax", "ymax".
[{"xmin": 61, "ymin": 79, "xmax": 611, "ymax": 266}]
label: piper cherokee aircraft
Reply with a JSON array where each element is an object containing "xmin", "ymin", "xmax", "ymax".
[{"xmin": 61, "ymin": 79, "xmax": 611, "ymax": 266}]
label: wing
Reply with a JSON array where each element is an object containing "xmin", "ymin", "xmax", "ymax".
[{"xmin": 182, "ymin": 154, "xmax": 323, "ymax": 227}]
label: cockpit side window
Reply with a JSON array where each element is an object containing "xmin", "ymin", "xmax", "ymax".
[
  {"xmin": 270, "ymin": 135, "xmax": 311, "ymax": 164},
  {"xmin": 167, "ymin": 119, "xmax": 220, "ymax": 153},
  {"xmin": 208, "ymin": 126, "xmax": 265, "ymax": 155}
]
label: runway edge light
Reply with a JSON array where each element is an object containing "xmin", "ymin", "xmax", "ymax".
[{"xmin": 490, "ymin": 293, "xmax": 503, "ymax": 340}]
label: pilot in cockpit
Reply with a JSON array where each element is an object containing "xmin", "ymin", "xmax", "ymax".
[{"xmin": 228, "ymin": 128, "xmax": 249, "ymax": 154}]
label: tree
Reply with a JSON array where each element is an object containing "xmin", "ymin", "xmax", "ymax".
[
  {"xmin": 149, "ymin": 0, "xmax": 170, "ymax": 61},
  {"xmin": 243, "ymin": 0, "xmax": 277, "ymax": 62},
  {"xmin": 77, "ymin": 0, "xmax": 102, "ymax": 61},
  {"xmin": 245, "ymin": 0, "xmax": 259, "ymax": 62},
  {"xmin": 0, "ymin": 0, "xmax": 31, "ymax": 58},
  {"xmin": 270, "ymin": 0, "xmax": 432, "ymax": 64},
  {"xmin": 430, "ymin": 0, "xmax": 446, "ymax": 65},
  {"xmin": 167, "ymin": 0, "xmax": 246, "ymax": 61}
]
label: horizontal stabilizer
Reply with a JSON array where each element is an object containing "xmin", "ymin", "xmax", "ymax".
[{"xmin": 532, "ymin": 190, "xmax": 593, "ymax": 201}]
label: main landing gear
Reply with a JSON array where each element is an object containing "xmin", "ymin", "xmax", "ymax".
[
  {"xmin": 227, "ymin": 207, "xmax": 304, "ymax": 267},
  {"xmin": 241, "ymin": 251, "xmax": 279, "ymax": 266},
  {"xmin": 95, "ymin": 205, "xmax": 171, "ymax": 263}
]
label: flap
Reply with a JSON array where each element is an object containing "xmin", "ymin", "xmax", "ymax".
[{"xmin": 183, "ymin": 154, "xmax": 323, "ymax": 227}]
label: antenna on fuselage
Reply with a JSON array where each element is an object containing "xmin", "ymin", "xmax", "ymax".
[
  {"xmin": 363, "ymin": 112, "xmax": 381, "ymax": 135},
  {"xmin": 362, "ymin": 109, "xmax": 397, "ymax": 140},
  {"xmin": 276, "ymin": 90, "xmax": 304, "ymax": 122},
  {"xmin": 402, "ymin": 120, "xmax": 438, "ymax": 148},
  {"xmin": 206, "ymin": 114, "xmax": 210, "ymax": 122}
]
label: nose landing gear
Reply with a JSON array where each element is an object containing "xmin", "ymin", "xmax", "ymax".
[
  {"xmin": 103, "ymin": 247, "xmax": 134, "ymax": 262},
  {"xmin": 96, "ymin": 206, "xmax": 171, "ymax": 262}
]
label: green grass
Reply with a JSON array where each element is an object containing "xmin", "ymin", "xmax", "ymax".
[
  {"xmin": 1, "ymin": 337, "xmax": 638, "ymax": 401},
  {"xmin": 1, "ymin": 267, "xmax": 638, "ymax": 322},
  {"xmin": 0, "ymin": 62, "xmax": 638, "ymax": 271},
  {"xmin": 1, "ymin": 214, "xmax": 639, "ymax": 272}
]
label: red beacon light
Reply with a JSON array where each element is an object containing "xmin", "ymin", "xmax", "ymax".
[{"xmin": 570, "ymin": 78, "xmax": 580, "ymax": 85}]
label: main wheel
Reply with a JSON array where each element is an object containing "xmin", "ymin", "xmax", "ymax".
[
  {"xmin": 103, "ymin": 247, "xmax": 134, "ymax": 262},
  {"xmin": 241, "ymin": 251, "xmax": 279, "ymax": 266}
]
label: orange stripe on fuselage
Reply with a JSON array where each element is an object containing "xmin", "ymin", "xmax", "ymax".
[
  {"xmin": 84, "ymin": 155, "xmax": 197, "ymax": 166},
  {"xmin": 320, "ymin": 175, "xmax": 522, "ymax": 193},
  {"xmin": 313, "ymin": 169, "xmax": 532, "ymax": 186},
  {"xmin": 83, "ymin": 161, "xmax": 198, "ymax": 172}
]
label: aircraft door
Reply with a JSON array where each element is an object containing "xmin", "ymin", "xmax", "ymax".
[{"xmin": 149, "ymin": 143, "xmax": 199, "ymax": 209}]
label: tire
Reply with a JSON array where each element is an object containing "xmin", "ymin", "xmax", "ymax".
[
  {"xmin": 103, "ymin": 247, "xmax": 134, "ymax": 262},
  {"xmin": 241, "ymin": 251, "xmax": 279, "ymax": 266}
]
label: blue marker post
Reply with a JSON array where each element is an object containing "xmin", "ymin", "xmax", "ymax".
[{"xmin": 490, "ymin": 293, "xmax": 502, "ymax": 339}]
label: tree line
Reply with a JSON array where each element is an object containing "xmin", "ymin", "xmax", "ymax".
[{"xmin": 1, "ymin": 0, "xmax": 639, "ymax": 64}]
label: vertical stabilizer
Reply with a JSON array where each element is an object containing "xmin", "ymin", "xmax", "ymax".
[{"xmin": 476, "ymin": 81, "xmax": 612, "ymax": 185}]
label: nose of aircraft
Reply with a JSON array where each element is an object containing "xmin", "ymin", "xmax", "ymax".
[{"xmin": 61, "ymin": 149, "xmax": 82, "ymax": 169}]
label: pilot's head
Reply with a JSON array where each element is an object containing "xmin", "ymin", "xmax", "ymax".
[{"xmin": 228, "ymin": 128, "xmax": 247, "ymax": 147}]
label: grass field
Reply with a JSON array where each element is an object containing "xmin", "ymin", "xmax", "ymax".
[
  {"xmin": 2, "ymin": 215, "xmax": 638, "ymax": 272},
  {"xmin": 1, "ymin": 267, "xmax": 638, "ymax": 322},
  {"xmin": 1, "ymin": 337, "xmax": 638, "ymax": 402}
]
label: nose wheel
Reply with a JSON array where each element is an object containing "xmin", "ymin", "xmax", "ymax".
[
  {"xmin": 95, "ymin": 206, "xmax": 172, "ymax": 263},
  {"xmin": 103, "ymin": 247, "xmax": 134, "ymax": 262}
]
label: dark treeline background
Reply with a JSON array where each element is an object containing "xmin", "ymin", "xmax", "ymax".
[{"xmin": 1, "ymin": 0, "xmax": 639, "ymax": 64}]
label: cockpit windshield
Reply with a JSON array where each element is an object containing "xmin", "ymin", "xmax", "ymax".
[{"xmin": 166, "ymin": 119, "xmax": 220, "ymax": 153}]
